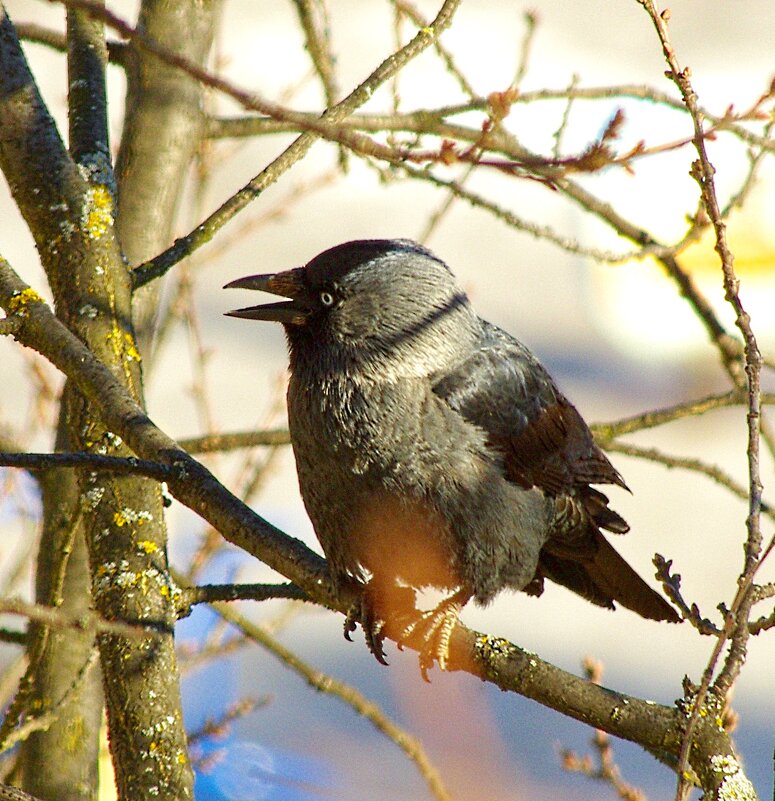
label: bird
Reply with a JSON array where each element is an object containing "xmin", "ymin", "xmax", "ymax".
[{"xmin": 225, "ymin": 238, "xmax": 680, "ymax": 677}]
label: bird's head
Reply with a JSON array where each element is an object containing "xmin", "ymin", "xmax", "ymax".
[{"xmin": 225, "ymin": 239, "xmax": 480, "ymax": 378}]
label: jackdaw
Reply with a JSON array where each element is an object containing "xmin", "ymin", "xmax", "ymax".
[{"xmin": 226, "ymin": 238, "xmax": 679, "ymax": 675}]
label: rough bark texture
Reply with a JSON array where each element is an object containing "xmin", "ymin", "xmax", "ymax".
[
  {"xmin": 116, "ymin": 0, "xmax": 223, "ymax": 352},
  {"xmin": 19, "ymin": 422, "xmax": 103, "ymax": 801},
  {"xmin": 16, "ymin": 7, "xmax": 112, "ymax": 796},
  {"xmin": 0, "ymin": 5, "xmax": 197, "ymax": 799}
]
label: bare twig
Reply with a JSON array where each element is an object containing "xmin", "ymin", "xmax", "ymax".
[
  {"xmin": 107, "ymin": 0, "xmax": 464, "ymax": 288},
  {"xmin": 0, "ymin": 598, "xmax": 150, "ymax": 643},
  {"xmin": 0, "ymin": 451, "xmax": 172, "ymax": 482},
  {"xmin": 592, "ymin": 390, "xmax": 774, "ymax": 439},
  {"xmin": 392, "ymin": 0, "xmax": 479, "ymax": 244},
  {"xmin": 603, "ymin": 440, "xmax": 773, "ymax": 520},
  {"xmin": 290, "ymin": 0, "xmax": 340, "ymax": 110},
  {"xmin": 636, "ymin": 5, "xmax": 764, "ymax": 798},
  {"xmin": 178, "ymin": 428, "xmax": 291, "ymax": 453},
  {"xmin": 654, "ymin": 555, "xmax": 720, "ymax": 636},
  {"xmin": 179, "ymin": 631, "xmax": 250, "ymax": 676},
  {"xmin": 207, "ymin": 82, "xmax": 775, "ymax": 152},
  {"xmin": 552, "ymin": 73, "xmax": 580, "ymax": 158},
  {"xmin": 561, "ymin": 659, "xmax": 647, "ymax": 801},
  {"xmin": 176, "ymin": 582, "xmax": 308, "ymax": 616},
  {"xmin": 15, "ymin": 21, "xmax": 127, "ymax": 64},
  {"xmin": 0, "ymin": 630, "xmax": 26, "ymax": 646},
  {"xmin": 187, "ymin": 698, "xmax": 268, "ymax": 746},
  {"xmin": 208, "ymin": 599, "xmax": 453, "ymax": 801},
  {"xmin": 393, "ymin": 0, "xmax": 476, "ymax": 98}
]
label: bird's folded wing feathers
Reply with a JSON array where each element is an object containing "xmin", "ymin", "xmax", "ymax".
[{"xmin": 432, "ymin": 322, "xmax": 625, "ymax": 496}]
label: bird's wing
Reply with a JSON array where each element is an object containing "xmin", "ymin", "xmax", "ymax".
[
  {"xmin": 433, "ymin": 321, "xmax": 680, "ymax": 623},
  {"xmin": 432, "ymin": 321, "xmax": 626, "ymax": 502}
]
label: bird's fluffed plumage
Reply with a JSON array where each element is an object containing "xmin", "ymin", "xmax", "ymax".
[{"xmin": 226, "ymin": 238, "xmax": 680, "ymax": 676}]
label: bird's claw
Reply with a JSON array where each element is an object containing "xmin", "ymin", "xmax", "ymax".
[
  {"xmin": 343, "ymin": 583, "xmax": 419, "ymax": 666},
  {"xmin": 344, "ymin": 583, "xmax": 472, "ymax": 680},
  {"xmin": 343, "ymin": 606, "xmax": 358, "ymax": 642},
  {"xmin": 344, "ymin": 596, "xmax": 389, "ymax": 663},
  {"xmin": 398, "ymin": 589, "xmax": 470, "ymax": 681}
]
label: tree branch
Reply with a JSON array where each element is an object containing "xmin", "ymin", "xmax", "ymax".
[
  {"xmin": 637, "ymin": 5, "xmax": 764, "ymax": 799},
  {"xmin": 0, "ymin": 254, "xmax": 755, "ymax": 799},
  {"xmin": 175, "ymin": 582, "xmax": 308, "ymax": 616},
  {"xmin": 14, "ymin": 21, "xmax": 126, "ymax": 64},
  {"xmin": 178, "ymin": 429, "xmax": 291, "ymax": 453},
  {"xmin": 0, "ymin": 451, "xmax": 172, "ymax": 482},
  {"xmin": 44, "ymin": 1, "xmax": 463, "ymax": 291},
  {"xmin": 209, "ymin": 597, "xmax": 453, "ymax": 801}
]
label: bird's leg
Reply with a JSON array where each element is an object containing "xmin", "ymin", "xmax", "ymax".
[
  {"xmin": 399, "ymin": 587, "xmax": 472, "ymax": 680},
  {"xmin": 343, "ymin": 578, "xmax": 418, "ymax": 665}
]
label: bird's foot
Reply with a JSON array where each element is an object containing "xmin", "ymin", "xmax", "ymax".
[
  {"xmin": 344, "ymin": 592, "xmax": 389, "ymax": 664},
  {"xmin": 399, "ymin": 588, "xmax": 471, "ymax": 681},
  {"xmin": 343, "ymin": 582, "xmax": 418, "ymax": 666}
]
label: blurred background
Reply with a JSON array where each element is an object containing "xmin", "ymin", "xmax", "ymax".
[{"xmin": 1, "ymin": 1, "xmax": 774, "ymax": 799}]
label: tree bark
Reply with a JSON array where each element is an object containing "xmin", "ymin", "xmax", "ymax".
[
  {"xmin": 0, "ymin": 5, "xmax": 195, "ymax": 799},
  {"xmin": 19, "ymin": 418, "xmax": 103, "ymax": 801},
  {"xmin": 116, "ymin": 0, "xmax": 224, "ymax": 353}
]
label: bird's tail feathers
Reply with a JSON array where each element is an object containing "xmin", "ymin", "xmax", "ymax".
[
  {"xmin": 584, "ymin": 531, "xmax": 679, "ymax": 622},
  {"xmin": 538, "ymin": 530, "xmax": 680, "ymax": 623}
]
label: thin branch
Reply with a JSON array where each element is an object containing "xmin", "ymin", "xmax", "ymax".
[
  {"xmin": 176, "ymin": 582, "xmax": 308, "ymax": 616},
  {"xmin": 602, "ymin": 440, "xmax": 773, "ymax": 520},
  {"xmin": 187, "ymin": 698, "xmax": 268, "ymax": 747},
  {"xmin": 208, "ymin": 599, "xmax": 453, "ymax": 801},
  {"xmin": 552, "ymin": 73, "xmax": 580, "ymax": 158},
  {"xmin": 641, "ymin": 7, "xmax": 764, "ymax": 556},
  {"xmin": 80, "ymin": 0, "xmax": 462, "ymax": 288},
  {"xmin": 391, "ymin": 0, "xmax": 482, "ymax": 244},
  {"xmin": 592, "ymin": 390, "xmax": 773, "ymax": 440},
  {"xmin": 207, "ymin": 81, "xmax": 775, "ymax": 152},
  {"xmin": 721, "ymin": 113, "xmax": 775, "ymax": 218},
  {"xmin": 561, "ymin": 659, "xmax": 647, "ymax": 801},
  {"xmin": 637, "ymin": 6, "xmax": 763, "ymax": 799},
  {"xmin": 752, "ymin": 581, "xmax": 775, "ymax": 603},
  {"xmin": 179, "ymin": 630, "xmax": 251, "ymax": 676},
  {"xmin": 15, "ymin": 21, "xmax": 127, "ymax": 64},
  {"xmin": 413, "ymin": 9, "xmax": 538, "ymax": 245},
  {"xmin": 397, "ymin": 163, "xmax": 647, "ymax": 261},
  {"xmin": 749, "ymin": 612, "xmax": 775, "ymax": 635},
  {"xmin": 290, "ymin": 0, "xmax": 340, "ymax": 110},
  {"xmin": 349, "ymin": 145, "xmax": 705, "ymax": 267},
  {"xmin": 0, "ymin": 630, "xmax": 26, "ymax": 646},
  {"xmin": 654, "ymin": 555, "xmax": 721, "ymax": 637},
  {"xmin": 393, "ymin": 0, "xmax": 476, "ymax": 98},
  {"xmin": 0, "ymin": 451, "xmax": 172, "ymax": 482},
  {"xmin": 0, "ymin": 597, "xmax": 151, "ymax": 642}
]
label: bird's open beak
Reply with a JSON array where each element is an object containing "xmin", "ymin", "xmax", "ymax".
[{"xmin": 224, "ymin": 267, "xmax": 309, "ymax": 325}]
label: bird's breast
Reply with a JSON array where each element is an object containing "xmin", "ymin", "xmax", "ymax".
[
  {"xmin": 286, "ymin": 368, "xmax": 552, "ymax": 599},
  {"xmin": 348, "ymin": 491, "xmax": 460, "ymax": 589},
  {"xmin": 286, "ymin": 372, "xmax": 460, "ymax": 580}
]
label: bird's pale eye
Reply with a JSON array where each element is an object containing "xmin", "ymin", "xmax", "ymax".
[{"xmin": 319, "ymin": 290, "xmax": 335, "ymax": 307}]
